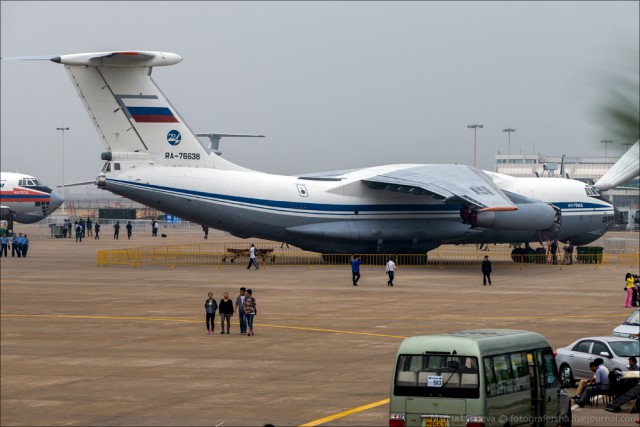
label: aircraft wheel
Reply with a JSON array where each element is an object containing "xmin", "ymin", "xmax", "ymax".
[{"xmin": 511, "ymin": 248, "xmax": 525, "ymax": 263}]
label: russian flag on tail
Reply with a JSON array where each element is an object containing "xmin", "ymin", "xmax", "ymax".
[{"xmin": 125, "ymin": 106, "xmax": 178, "ymax": 123}]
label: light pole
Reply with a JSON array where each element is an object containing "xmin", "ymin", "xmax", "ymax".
[
  {"xmin": 467, "ymin": 124, "xmax": 484, "ymax": 167},
  {"xmin": 502, "ymin": 128, "xmax": 516, "ymax": 155},
  {"xmin": 600, "ymin": 139, "xmax": 613, "ymax": 157},
  {"xmin": 56, "ymin": 126, "xmax": 69, "ymax": 214}
]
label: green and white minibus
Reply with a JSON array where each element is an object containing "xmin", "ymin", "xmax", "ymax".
[{"xmin": 389, "ymin": 329, "xmax": 560, "ymax": 427}]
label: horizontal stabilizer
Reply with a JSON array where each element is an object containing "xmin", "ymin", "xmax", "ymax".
[{"xmin": 51, "ymin": 51, "xmax": 182, "ymax": 67}]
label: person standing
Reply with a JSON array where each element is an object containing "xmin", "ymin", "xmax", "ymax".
[
  {"xmin": 151, "ymin": 219, "xmax": 158, "ymax": 237},
  {"xmin": 351, "ymin": 255, "xmax": 361, "ymax": 286},
  {"xmin": 563, "ymin": 241, "xmax": 574, "ymax": 265},
  {"xmin": 246, "ymin": 244, "xmax": 259, "ymax": 270},
  {"xmin": 204, "ymin": 292, "xmax": 218, "ymax": 334},
  {"xmin": 11, "ymin": 233, "xmax": 20, "ymax": 257},
  {"xmin": 94, "ymin": 222, "xmax": 101, "ymax": 239},
  {"xmin": 482, "ymin": 255, "xmax": 492, "ymax": 286},
  {"xmin": 1, "ymin": 234, "xmax": 8, "ymax": 257},
  {"xmin": 235, "ymin": 287, "xmax": 247, "ymax": 334},
  {"xmin": 75, "ymin": 221, "xmax": 83, "ymax": 242},
  {"xmin": 202, "ymin": 225, "xmax": 209, "ymax": 240},
  {"xmin": 625, "ymin": 272, "xmax": 635, "ymax": 308},
  {"xmin": 386, "ymin": 257, "xmax": 396, "ymax": 286},
  {"xmin": 243, "ymin": 289, "xmax": 257, "ymax": 336},
  {"xmin": 67, "ymin": 220, "xmax": 73, "ymax": 239},
  {"xmin": 86, "ymin": 217, "xmax": 93, "ymax": 237},
  {"xmin": 113, "ymin": 221, "xmax": 120, "ymax": 239},
  {"xmin": 62, "ymin": 219, "xmax": 68, "ymax": 238},
  {"xmin": 219, "ymin": 292, "xmax": 234, "ymax": 334},
  {"xmin": 126, "ymin": 221, "xmax": 133, "ymax": 240},
  {"xmin": 79, "ymin": 218, "xmax": 86, "ymax": 238},
  {"xmin": 21, "ymin": 235, "xmax": 29, "ymax": 257},
  {"xmin": 550, "ymin": 239, "xmax": 558, "ymax": 265}
]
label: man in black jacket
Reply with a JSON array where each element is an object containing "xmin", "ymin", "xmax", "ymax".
[{"xmin": 482, "ymin": 255, "xmax": 492, "ymax": 286}]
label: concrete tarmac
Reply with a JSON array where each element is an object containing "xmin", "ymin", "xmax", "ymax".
[{"xmin": 1, "ymin": 231, "xmax": 639, "ymax": 426}]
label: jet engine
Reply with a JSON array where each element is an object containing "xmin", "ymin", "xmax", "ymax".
[{"xmin": 470, "ymin": 202, "xmax": 561, "ymax": 231}]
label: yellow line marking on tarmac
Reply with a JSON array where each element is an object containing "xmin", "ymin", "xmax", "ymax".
[
  {"xmin": 299, "ymin": 398, "xmax": 390, "ymax": 426},
  {"xmin": 0, "ymin": 314, "xmax": 407, "ymax": 339}
]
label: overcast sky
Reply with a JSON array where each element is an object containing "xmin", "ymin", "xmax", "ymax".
[{"xmin": 1, "ymin": 1, "xmax": 638, "ymax": 189}]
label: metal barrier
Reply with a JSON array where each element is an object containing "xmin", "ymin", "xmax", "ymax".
[{"xmin": 97, "ymin": 242, "xmax": 640, "ymax": 269}]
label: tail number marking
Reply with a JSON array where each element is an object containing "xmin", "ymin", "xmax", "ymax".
[{"xmin": 165, "ymin": 152, "xmax": 200, "ymax": 160}]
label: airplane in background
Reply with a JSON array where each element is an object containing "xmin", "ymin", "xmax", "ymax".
[
  {"xmin": 0, "ymin": 171, "xmax": 64, "ymax": 223},
  {"xmin": 32, "ymin": 50, "xmax": 614, "ymax": 257}
]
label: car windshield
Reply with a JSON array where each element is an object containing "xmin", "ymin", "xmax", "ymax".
[
  {"xmin": 608, "ymin": 340, "xmax": 640, "ymax": 357},
  {"xmin": 624, "ymin": 310, "xmax": 639, "ymax": 326}
]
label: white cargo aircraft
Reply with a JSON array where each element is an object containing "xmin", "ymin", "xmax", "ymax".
[
  {"xmin": 39, "ymin": 51, "xmax": 613, "ymax": 256},
  {"xmin": 0, "ymin": 172, "xmax": 64, "ymax": 223}
]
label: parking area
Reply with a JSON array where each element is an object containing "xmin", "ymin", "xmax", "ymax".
[{"xmin": 1, "ymin": 232, "xmax": 639, "ymax": 426}]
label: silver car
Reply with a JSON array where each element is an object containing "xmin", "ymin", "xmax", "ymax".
[
  {"xmin": 612, "ymin": 308, "xmax": 639, "ymax": 339},
  {"xmin": 554, "ymin": 336, "xmax": 639, "ymax": 386}
]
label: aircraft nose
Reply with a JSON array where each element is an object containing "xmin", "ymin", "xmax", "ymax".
[{"xmin": 49, "ymin": 189, "xmax": 64, "ymax": 211}]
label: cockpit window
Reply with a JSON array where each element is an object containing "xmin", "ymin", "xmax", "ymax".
[
  {"xmin": 584, "ymin": 185, "xmax": 600, "ymax": 197},
  {"xmin": 102, "ymin": 162, "xmax": 111, "ymax": 172}
]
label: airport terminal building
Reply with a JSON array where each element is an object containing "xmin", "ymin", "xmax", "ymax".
[{"xmin": 495, "ymin": 153, "xmax": 640, "ymax": 229}]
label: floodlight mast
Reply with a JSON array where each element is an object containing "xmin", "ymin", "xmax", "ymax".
[
  {"xmin": 467, "ymin": 124, "xmax": 484, "ymax": 167},
  {"xmin": 503, "ymin": 128, "xmax": 517, "ymax": 155}
]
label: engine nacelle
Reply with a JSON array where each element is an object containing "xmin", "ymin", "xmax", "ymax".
[{"xmin": 475, "ymin": 202, "xmax": 559, "ymax": 231}]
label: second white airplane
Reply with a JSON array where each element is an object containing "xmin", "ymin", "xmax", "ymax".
[{"xmin": 41, "ymin": 51, "xmax": 613, "ymax": 255}]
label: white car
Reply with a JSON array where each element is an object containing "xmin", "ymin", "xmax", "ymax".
[
  {"xmin": 613, "ymin": 308, "xmax": 639, "ymax": 339},
  {"xmin": 554, "ymin": 336, "xmax": 639, "ymax": 386}
]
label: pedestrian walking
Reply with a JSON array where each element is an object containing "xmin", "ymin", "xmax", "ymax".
[
  {"xmin": 62, "ymin": 219, "xmax": 69, "ymax": 238},
  {"xmin": 246, "ymin": 244, "xmax": 259, "ymax": 270},
  {"xmin": 386, "ymin": 257, "xmax": 396, "ymax": 286},
  {"xmin": 219, "ymin": 292, "xmax": 234, "ymax": 334},
  {"xmin": 151, "ymin": 219, "xmax": 158, "ymax": 237},
  {"xmin": 113, "ymin": 221, "xmax": 120, "ymax": 239},
  {"xmin": 351, "ymin": 255, "xmax": 361, "ymax": 286},
  {"xmin": 243, "ymin": 289, "xmax": 257, "ymax": 336},
  {"xmin": 202, "ymin": 225, "xmax": 209, "ymax": 240},
  {"xmin": 86, "ymin": 217, "xmax": 93, "ymax": 237},
  {"xmin": 235, "ymin": 287, "xmax": 247, "ymax": 334},
  {"xmin": 94, "ymin": 222, "xmax": 101, "ymax": 239},
  {"xmin": 204, "ymin": 292, "xmax": 218, "ymax": 334},
  {"xmin": 126, "ymin": 221, "xmax": 133, "ymax": 239},
  {"xmin": 482, "ymin": 255, "xmax": 492, "ymax": 286}
]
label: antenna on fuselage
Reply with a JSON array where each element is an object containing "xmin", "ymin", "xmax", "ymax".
[{"xmin": 196, "ymin": 132, "xmax": 265, "ymax": 156}]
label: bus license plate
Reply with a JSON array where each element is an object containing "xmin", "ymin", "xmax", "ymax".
[{"xmin": 423, "ymin": 417, "xmax": 448, "ymax": 427}]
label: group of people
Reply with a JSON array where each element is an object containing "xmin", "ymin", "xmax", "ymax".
[
  {"xmin": 62, "ymin": 217, "xmax": 102, "ymax": 241},
  {"xmin": 573, "ymin": 356, "xmax": 638, "ymax": 409},
  {"xmin": 112, "ymin": 221, "xmax": 134, "ymax": 240},
  {"xmin": 0, "ymin": 232, "xmax": 29, "ymax": 257},
  {"xmin": 204, "ymin": 287, "xmax": 257, "ymax": 336},
  {"xmin": 624, "ymin": 272, "xmax": 640, "ymax": 308},
  {"xmin": 351, "ymin": 256, "xmax": 396, "ymax": 286}
]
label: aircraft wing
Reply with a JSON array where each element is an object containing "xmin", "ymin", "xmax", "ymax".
[{"xmin": 362, "ymin": 164, "xmax": 517, "ymax": 211}]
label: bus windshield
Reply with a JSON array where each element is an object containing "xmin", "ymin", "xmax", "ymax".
[{"xmin": 394, "ymin": 354, "xmax": 480, "ymax": 398}]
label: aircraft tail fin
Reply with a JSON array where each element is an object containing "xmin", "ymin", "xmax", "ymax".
[{"xmin": 54, "ymin": 51, "xmax": 245, "ymax": 170}]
